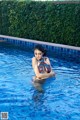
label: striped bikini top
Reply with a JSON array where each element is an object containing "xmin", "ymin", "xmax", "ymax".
[{"xmin": 37, "ymin": 57, "xmax": 51, "ymax": 73}]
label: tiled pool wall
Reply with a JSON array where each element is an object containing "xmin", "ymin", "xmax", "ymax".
[{"xmin": 0, "ymin": 35, "xmax": 80, "ymax": 63}]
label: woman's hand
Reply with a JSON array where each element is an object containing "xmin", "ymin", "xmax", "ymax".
[{"xmin": 49, "ymin": 71, "xmax": 55, "ymax": 77}]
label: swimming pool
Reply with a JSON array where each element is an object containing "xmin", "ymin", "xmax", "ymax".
[{"xmin": 0, "ymin": 42, "xmax": 80, "ymax": 120}]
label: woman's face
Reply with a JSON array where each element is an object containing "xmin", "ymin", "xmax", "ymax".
[{"xmin": 34, "ymin": 49, "xmax": 43, "ymax": 60}]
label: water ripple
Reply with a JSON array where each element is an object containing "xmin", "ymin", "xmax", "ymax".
[{"xmin": 0, "ymin": 43, "xmax": 80, "ymax": 120}]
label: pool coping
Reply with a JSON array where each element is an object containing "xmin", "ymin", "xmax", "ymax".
[
  {"xmin": 0, "ymin": 35, "xmax": 80, "ymax": 51},
  {"xmin": 0, "ymin": 35, "xmax": 80, "ymax": 63}
]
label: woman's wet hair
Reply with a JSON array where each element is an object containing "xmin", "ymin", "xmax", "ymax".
[{"xmin": 34, "ymin": 44, "xmax": 47, "ymax": 56}]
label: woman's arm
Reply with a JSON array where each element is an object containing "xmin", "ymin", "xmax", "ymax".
[{"xmin": 32, "ymin": 57, "xmax": 55, "ymax": 80}]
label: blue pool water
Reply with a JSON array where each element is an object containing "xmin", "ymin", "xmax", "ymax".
[{"xmin": 0, "ymin": 43, "xmax": 80, "ymax": 120}]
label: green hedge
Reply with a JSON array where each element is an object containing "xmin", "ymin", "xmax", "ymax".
[{"xmin": 0, "ymin": 1, "xmax": 80, "ymax": 46}]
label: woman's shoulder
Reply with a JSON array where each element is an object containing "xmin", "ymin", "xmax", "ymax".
[
  {"xmin": 44, "ymin": 57, "xmax": 50, "ymax": 64},
  {"xmin": 32, "ymin": 57, "xmax": 37, "ymax": 62},
  {"xmin": 44, "ymin": 57, "xmax": 49, "ymax": 60}
]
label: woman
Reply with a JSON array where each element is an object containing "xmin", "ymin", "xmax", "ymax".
[{"xmin": 32, "ymin": 44, "xmax": 55, "ymax": 92}]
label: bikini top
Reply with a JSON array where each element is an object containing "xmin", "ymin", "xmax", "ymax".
[{"xmin": 37, "ymin": 57, "xmax": 51, "ymax": 73}]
